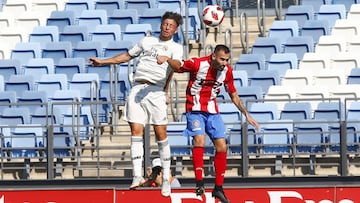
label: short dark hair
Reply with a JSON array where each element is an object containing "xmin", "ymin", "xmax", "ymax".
[
  {"xmin": 214, "ymin": 44, "xmax": 230, "ymax": 54},
  {"xmin": 162, "ymin": 11, "xmax": 183, "ymax": 27}
]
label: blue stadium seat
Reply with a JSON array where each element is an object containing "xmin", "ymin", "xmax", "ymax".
[
  {"xmin": 166, "ymin": 121, "xmax": 188, "ymax": 175},
  {"xmin": 167, "ymin": 122, "xmax": 189, "ymax": 155},
  {"xmin": 55, "ymin": 57, "xmax": 86, "ymax": 81},
  {"xmin": 108, "ymin": 9, "xmax": 138, "ymax": 35},
  {"xmin": 122, "ymin": 24, "xmax": 152, "ymax": 45},
  {"xmin": 42, "ymin": 42, "xmax": 73, "ymax": 65},
  {"xmin": 0, "ymin": 91, "xmax": 17, "ymax": 112},
  {"xmin": 261, "ymin": 120, "xmax": 293, "ymax": 154},
  {"xmin": 9, "ymin": 124, "xmax": 42, "ymax": 158},
  {"xmin": 64, "ymin": 0, "xmax": 95, "ymax": 18},
  {"xmin": 234, "ymin": 54, "xmax": 266, "ymax": 77},
  {"xmin": 317, "ymin": 4, "xmax": 346, "ymax": 28},
  {"xmin": 0, "ymin": 107, "xmax": 31, "ymax": 125},
  {"xmin": 59, "ymin": 25, "xmax": 89, "ymax": 47},
  {"xmin": 268, "ymin": 20, "xmax": 299, "ymax": 45},
  {"xmin": 23, "ymin": 58, "xmax": 55, "ymax": 82},
  {"xmin": 228, "ymin": 125, "xmax": 258, "ymax": 155},
  {"xmin": 37, "ymin": 73, "xmax": 69, "ymax": 99},
  {"xmin": 5, "ymin": 75, "xmax": 35, "ymax": 97},
  {"xmin": 347, "ymin": 68, "xmax": 360, "ymax": 84},
  {"xmin": 267, "ymin": 53, "xmax": 298, "ymax": 78},
  {"xmin": 46, "ymin": 10, "xmax": 76, "ymax": 32},
  {"xmin": 95, "ymin": 0, "xmax": 124, "ymax": 16},
  {"xmin": 294, "ymin": 120, "xmax": 328, "ymax": 153},
  {"xmin": 72, "ymin": 41, "xmax": 103, "ymax": 59},
  {"xmin": 232, "ymin": 70, "xmax": 248, "ymax": 88},
  {"xmin": 218, "ymin": 102, "xmax": 242, "ymax": 130},
  {"xmin": 11, "ymin": 42, "xmax": 42, "ymax": 66},
  {"xmin": 125, "ymin": 0, "xmax": 155, "ymax": 15},
  {"xmin": 251, "ymin": 37, "xmax": 282, "ymax": 62},
  {"xmin": 237, "ymin": 86, "xmax": 263, "ymax": 104},
  {"xmin": 69, "ymin": 73, "xmax": 100, "ymax": 100},
  {"xmin": 249, "ymin": 70, "xmax": 281, "ymax": 94},
  {"xmin": 17, "ymin": 90, "xmax": 48, "ymax": 114},
  {"xmin": 156, "ymin": 0, "xmax": 181, "ymax": 12},
  {"xmin": 280, "ymin": 102, "xmax": 312, "ymax": 121},
  {"xmin": 248, "ymin": 102, "xmax": 278, "ymax": 122},
  {"xmin": 30, "ymin": 106, "xmax": 56, "ymax": 126},
  {"xmin": 91, "ymin": 24, "xmax": 122, "ymax": 47},
  {"xmin": 301, "ymin": 20, "xmax": 329, "ymax": 44},
  {"xmin": 29, "ymin": 26, "xmax": 59, "ymax": 49},
  {"xmin": 78, "ymin": 9, "xmax": 108, "ymax": 33},
  {"xmin": 0, "ymin": 59, "xmax": 21, "ymax": 81},
  {"xmin": 283, "ymin": 36, "xmax": 314, "ymax": 61},
  {"xmin": 284, "ymin": 5, "xmax": 314, "ymax": 29},
  {"xmin": 299, "ymin": 0, "xmax": 326, "ymax": 13},
  {"xmin": 103, "ymin": 41, "xmax": 133, "ymax": 57}
]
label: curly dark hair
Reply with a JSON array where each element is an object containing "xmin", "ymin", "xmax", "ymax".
[{"xmin": 162, "ymin": 11, "xmax": 183, "ymax": 27}]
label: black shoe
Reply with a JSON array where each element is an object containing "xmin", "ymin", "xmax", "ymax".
[
  {"xmin": 195, "ymin": 180, "xmax": 205, "ymax": 196},
  {"xmin": 212, "ymin": 186, "xmax": 230, "ymax": 203}
]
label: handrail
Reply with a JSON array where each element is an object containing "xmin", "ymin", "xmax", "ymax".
[
  {"xmin": 198, "ymin": 0, "xmax": 207, "ymax": 49},
  {"xmin": 274, "ymin": 0, "xmax": 282, "ymax": 20},
  {"xmin": 240, "ymin": 11, "xmax": 249, "ymax": 54},
  {"xmin": 224, "ymin": 28, "xmax": 233, "ymax": 66},
  {"xmin": 169, "ymin": 78, "xmax": 179, "ymax": 121},
  {"xmin": 204, "ymin": 44, "xmax": 213, "ymax": 55},
  {"xmin": 110, "ymin": 64, "xmax": 119, "ymax": 140},
  {"xmin": 257, "ymin": 0, "xmax": 267, "ymax": 37}
]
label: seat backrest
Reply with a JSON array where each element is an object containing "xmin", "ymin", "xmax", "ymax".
[
  {"xmin": 0, "ymin": 59, "xmax": 21, "ymax": 81},
  {"xmin": 29, "ymin": 26, "xmax": 59, "ymax": 49},
  {"xmin": 249, "ymin": 70, "xmax": 281, "ymax": 94},
  {"xmin": 280, "ymin": 102, "xmax": 312, "ymax": 121},
  {"xmin": 72, "ymin": 41, "xmax": 103, "ymax": 59},
  {"xmin": 42, "ymin": 41, "xmax": 73, "ymax": 65},
  {"xmin": 283, "ymin": 36, "xmax": 314, "ymax": 61},
  {"xmin": 91, "ymin": 24, "xmax": 122, "ymax": 47},
  {"xmin": 251, "ymin": 37, "xmax": 282, "ymax": 61},
  {"xmin": 234, "ymin": 53, "xmax": 266, "ymax": 77},
  {"xmin": 267, "ymin": 53, "xmax": 298, "ymax": 78},
  {"xmin": 60, "ymin": 25, "xmax": 89, "ymax": 47},
  {"xmin": 55, "ymin": 57, "xmax": 86, "ymax": 80},
  {"xmin": 248, "ymin": 102, "xmax": 278, "ymax": 122},
  {"xmin": 64, "ymin": 0, "xmax": 95, "ymax": 18},
  {"xmin": 301, "ymin": 19, "xmax": 329, "ymax": 44},
  {"xmin": 284, "ymin": 5, "xmax": 314, "ymax": 28},
  {"xmin": 11, "ymin": 42, "xmax": 42, "ymax": 66},
  {"xmin": 95, "ymin": 0, "xmax": 124, "ymax": 16},
  {"xmin": 268, "ymin": 20, "xmax": 299, "ymax": 45},
  {"xmin": 317, "ymin": 4, "xmax": 346, "ymax": 28},
  {"xmin": 78, "ymin": 9, "xmax": 108, "ymax": 33},
  {"xmin": 46, "ymin": 10, "xmax": 76, "ymax": 32}
]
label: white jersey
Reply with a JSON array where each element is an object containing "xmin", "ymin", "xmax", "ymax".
[{"xmin": 128, "ymin": 36, "xmax": 183, "ymax": 87}]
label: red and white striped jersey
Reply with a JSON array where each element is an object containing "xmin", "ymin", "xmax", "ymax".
[{"xmin": 177, "ymin": 55, "xmax": 236, "ymax": 114}]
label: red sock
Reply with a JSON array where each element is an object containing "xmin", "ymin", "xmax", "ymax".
[
  {"xmin": 214, "ymin": 151, "xmax": 227, "ymax": 186},
  {"xmin": 192, "ymin": 147, "xmax": 204, "ymax": 181}
]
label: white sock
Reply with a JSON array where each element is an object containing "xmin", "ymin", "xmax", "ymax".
[
  {"xmin": 131, "ymin": 136, "xmax": 144, "ymax": 177},
  {"xmin": 158, "ymin": 138, "xmax": 171, "ymax": 180}
]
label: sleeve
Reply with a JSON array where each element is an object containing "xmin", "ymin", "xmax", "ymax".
[
  {"xmin": 176, "ymin": 58, "xmax": 197, "ymax": 73},
  {"xmin": 172, "ymin": 44, "xmax": 183, "ymax": 61},
  {"xmin": 224, "ymin": 67, "xmax": 237, "ymax": 94},
  {"xmin": 127, "ymin": 38, "xmax": 144, "ymax": 57}
]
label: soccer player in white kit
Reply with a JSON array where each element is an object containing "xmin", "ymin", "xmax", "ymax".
[{"xmin": 88, "ymin": 11, "xmax": 183, "ymax": 197}]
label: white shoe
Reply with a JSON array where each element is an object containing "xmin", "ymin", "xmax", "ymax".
[
  {"xmin": 130, "ymin": 176, "xmax": 145, "ymax": 189},
  {"xmin": 161, "ymin": 179, "xmax": 171, "ymax": 197}
]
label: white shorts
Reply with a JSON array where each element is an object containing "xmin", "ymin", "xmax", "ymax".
[{"xmin": 124, "ymin": 83, "xmax": 168, "ymax": 125}]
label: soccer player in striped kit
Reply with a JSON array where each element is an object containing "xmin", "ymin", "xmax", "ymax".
[{"xmin": 160, "ymin": 44, "xmax": 260, "ymax": 203}]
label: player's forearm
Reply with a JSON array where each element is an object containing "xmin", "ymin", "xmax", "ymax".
[
  {"xmin": 102, "ymin": 53, "xmax": 132, "ymax": 65},
  {"xmin": 166, "ymin": 58, "xmax": 182, "ymax": 71}
]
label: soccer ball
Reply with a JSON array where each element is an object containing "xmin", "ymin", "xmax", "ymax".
[{"xmin": 202, "ymin": 5, "xmax": 225, "ymax": 27}]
